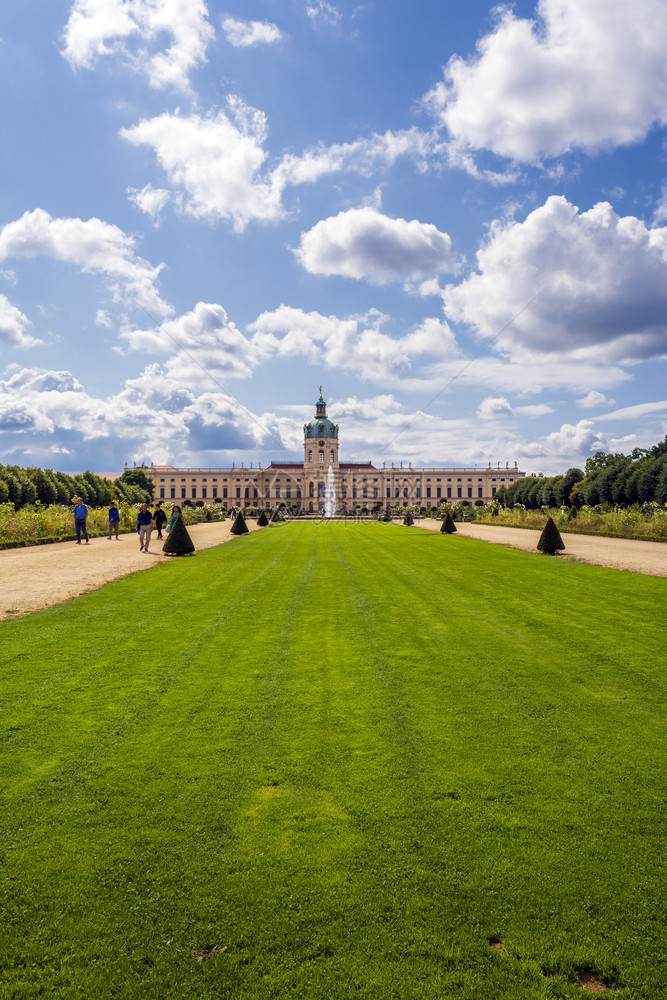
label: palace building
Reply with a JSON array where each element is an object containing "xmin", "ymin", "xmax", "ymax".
[{"xmin": 141, "ymin": 388, "xmax": 524, "ymax": 512}]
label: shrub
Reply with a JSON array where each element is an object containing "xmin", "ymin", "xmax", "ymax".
[
  {"xmin": 230, "ymin": 510, "xmax": 249, "ymax": 535},
  {"xmin": 257, "ymin": 510, "xmax": 269, "ymax": 526},
  {"xmin": 441, "ymin": 513, "xmax": 457, "ymax": 534},
  {"xmin": 537, "ymin": 517, "xmax": 565, "ymax": 555},
  {"xmin": 162, "ymin": 516, "xmax": 195, "ymax": 556},
  {"xmin": 403, "ymin": 512, "xmax": 414, "ymax": 526}
]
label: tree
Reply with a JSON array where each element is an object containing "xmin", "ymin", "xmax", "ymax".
[
  {"xmin": 537, "ymin": 517, "xmax": 565, "ymax": 555},
  {"xmin": 257, "ymin": 510, "xmax": 269, "ymax": 526},
  {"xmin": 28, "ymin": 468, "xmax": 58, "ymax": 506},
  {"xmin": 162, "ymin": 516, "xmax": 195, "ymax": 556},
  {"xmin": 117, "ymin": 468, "xmax": 154, "ymax": 502},
  {"xmin": 557, "ymin": 468, "xmax": 584, "ymax": 506},
  {"xmin": 403, "ymin": 512, "xmax": 414, "ymax": 526}
]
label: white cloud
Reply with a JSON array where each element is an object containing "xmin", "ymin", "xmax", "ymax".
[
  {"xmin": 0, "ymin": 362, "xmax": 286, "ymax": 468},
  {"xmin": 95, "ymin": 309, "xmax": 113, "ymax": 327},
  {"xmin": 522, "ymin": 419, "xmax": 603, "ymax": 458},
  {"xmin": 306, "ymin": 2, "xmax": 341, "ymax": 27},
  {"xmin": 127, "ymin": 184, "xmax": 171, "ymax": 221},
  {"xmin": 121, "ymin": 101, "xmax": 437, "ymax": 231},
  {"xmin": 295, "ymin": 207, "xmax": 456, "ymax": 285},
  {"xmin": 425, "ymin": 0, "xmax": 667, "ymax": 164},
  {"xmin": 596, "ymin": 399, "xmax": 667, "ymax": 421},
  {"xmin": 477, "ymin": 396, "xmax": 514, "ymax": 420},
  {"xmin": 577, "ymin": 389, "xmax": 613, "ymax": 409},
  {"xmin": 120, "ymin": 102, "xmax": 284, "ymax": 231},
  {"xmin": 61, "ymin": 0, "xmax": 214, "ymax": 92},
  {"xmin": 248, "ymin": 305, "xmax": 459, "ymax": 382},
  {"xmin": 222, "ymin": 17, "xmax": 282, "ymax": 47},
  {"xmin": 0, "ymin": 294, "xmax": 41, "ymax": 348},
  {"xmin": 0, "ymin": 208, "xmax": 171, "ymax": 317},
  {"xmin": 443, "ymin": 196, "xmax": 667, "ymax": 363},
  {"xmin": 122, "ymin": 301, "xmax": 262, "ymax": 383}
]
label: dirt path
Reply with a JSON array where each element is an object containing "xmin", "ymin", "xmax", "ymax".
[
  {"xmin": 415, "ymin": 519, "xmax": 667, "ymax": 577},
  {"xmin": 1, "ymin": 518, "xmax": 665, "ymax": 622},
  {"xmin": 0, "ymin": 520, "xmax": 262, "ymax": 622}
]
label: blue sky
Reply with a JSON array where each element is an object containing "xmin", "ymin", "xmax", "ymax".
[{"xmin": 1, "ymin": 0, "xmax": 666, "ymax": 476}]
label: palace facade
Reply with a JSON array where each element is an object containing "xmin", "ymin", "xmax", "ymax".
[{"xmin": 141, "ymin": 389, "xmax": 524, "ymax": 512}]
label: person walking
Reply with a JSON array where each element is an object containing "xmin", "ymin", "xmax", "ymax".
[
  {"xmin": 108, "ymin": 501, "xmax": 120, "ymax": 540},
  {"xmin": 154, "ymin": 502, "xmax": 167, "ymax": 540},
  {"xmin": 136, "ymin": 503, "xmax": 154, "ymax": 552},
  {"xmin": 74, "ymin": 497, "xmax": 89, "ymax": 544}
]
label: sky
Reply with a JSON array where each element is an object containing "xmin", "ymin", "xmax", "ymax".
[{"xmin": 1, "ymin": 0, "xmax": 667, "ymax": 477}]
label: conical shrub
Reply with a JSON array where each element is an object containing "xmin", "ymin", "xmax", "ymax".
[
  {"xmin": 257, "ymin": 510, "xmax": 269, "ymax": 526},
  {"xmin": 403, "ymin": 512, "xmax": 414, "ymax": 526},
  {"xmin": 441, "ymin": 513, "xmax": 457, "ymax": 534},
  {"xmin": 537, "ymin": 516, "xmax": 565, "ymax": 555},
  {"xmin": 230, "ymin": 510, "xmax": 249, "ymax": 535},
  {"xmin": 162, "ymin": 516, "xmax": 195, "ymax": 556}
]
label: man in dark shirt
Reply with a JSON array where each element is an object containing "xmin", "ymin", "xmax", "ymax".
[
  {"xmin": 154, "ymin": 502, "xmax": 167, "ymax": 539},
  {"xmin": 136, "ymin": 503, "xmax": 154, "ymax": 552}
]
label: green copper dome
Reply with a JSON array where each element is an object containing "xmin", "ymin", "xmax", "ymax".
[{"xmin": 304, "ymin": 388, "xmax": 339, "ymax": 440}]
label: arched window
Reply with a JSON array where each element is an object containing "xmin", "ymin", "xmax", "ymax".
[
  {"xmin": 319, "ymin": 450, "xmax": 324, "ymax": 463},
  {"xmin": 330, "ymin": 450, "xmax": 334, "ymax": 463},
  {"xmin": 318, "ymin": 481, "xmax": 325, "ymax": 498},
  {"xmin": 308, "ymin": 450, "xmax": 313, "ymax": 462},
  {"xmin": 309, "ymin": 482, "xmax": 314, "ymax": 497}
]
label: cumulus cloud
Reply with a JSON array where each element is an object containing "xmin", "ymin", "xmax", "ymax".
[
  {"xmin": 0, "ymin": 208, "xmax": 171, "ymax": 317},
  {"xmin": 122, "ymin": 301, "xmax": 263, "ymax": 384},
  {"xmin": 222, "ymin": 17, "xmax": 282, "ymax": 47},
  {"xmin": 249, "ymin": 305, "xmax": 459, "ymax": 382},
  {"xmin": 443, "ymin": 196, "xmax": 667, "ymax": 362},
  {"xmin": 295, "ymin": 207, "xmax": 456, "ymax": 285},
  {"xmin": 121, "ymin": 101, "xmax": 436, "ymax": 231},
  {"xmin": 522, "ymin": 419, "xmax": 603, "ymax": 459},
  {"xmin": 425, "ymin": 0, "xmax": 667, "ymax": 164},
  {"xmin": 0, "ymin": 294, "xmax": 42, "ymax": 348},
  {"xmin": 0, "ymin": 362, "xmax": 289, "ymax": 469},
  {"xmin": 477, "ymin": 396, "xmax": 514, "ymax": 420},
  {"xmin": 577, "ymin": 389, "xmax": 613, "ymax": 409},
  {"xmin": 61, "ymin": 0, "xmax": 214, "ymax": 91},
  {"xmin": 120, "ymin": 101, "xmax": 284, "ymax": 231}
]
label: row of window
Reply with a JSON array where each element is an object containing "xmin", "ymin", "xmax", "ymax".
[{"xmin": 158, "ymin": 484, "xmax": 502, "ymax": 501}]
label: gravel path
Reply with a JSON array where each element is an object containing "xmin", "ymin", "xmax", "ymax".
[
  {"xmin": 1, "ymin": 518, "xmax": 665, "ymax": 622},
  {"xmin": 415, "ymin": 519, "xmax": 667, "ymax": 577}
]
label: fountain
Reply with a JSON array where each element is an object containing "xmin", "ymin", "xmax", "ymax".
[{"xmin": 324, "ymin": 464, "xmax": 337, "ymax": 518}]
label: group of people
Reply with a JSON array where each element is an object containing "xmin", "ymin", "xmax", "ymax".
[{"xmin": 72, "ymin": 497, "xmax": 183, "ymax": 551}]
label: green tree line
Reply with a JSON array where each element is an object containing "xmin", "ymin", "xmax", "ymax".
[
  {"xmin": 0, "ymin": 465, "xmax": 154, "ymax": 509},
  {"xmin": 495, "ymin": 436, "xmax": 667, "ymax": 509}
]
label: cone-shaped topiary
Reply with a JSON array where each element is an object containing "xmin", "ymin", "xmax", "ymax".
[
  {"xmin": 537, "ymin": 516, "xmax": 565, "ymax": 555},
  {"xmin": 403, "ymin": 512, "xmax": 414, "ymax": 526},
  {"xmin": 257, "ymin": 509, "xmax": 269, "ymax": 526},
  {"xmin": 162, "ymin": 516, "xmax": 195, "ymax": 556},
  {"xmin": 441, "ymin": 513, "xmax": 457, "ymax": 534},
  {"xmin": 230, "ymin": 510, "xmax": 249, "ymax": 535}
]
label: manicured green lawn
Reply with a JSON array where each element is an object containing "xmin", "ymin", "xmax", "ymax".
[{"xmin": 0, "ymin": 522, "xmax": 664, "ymax": 999}]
